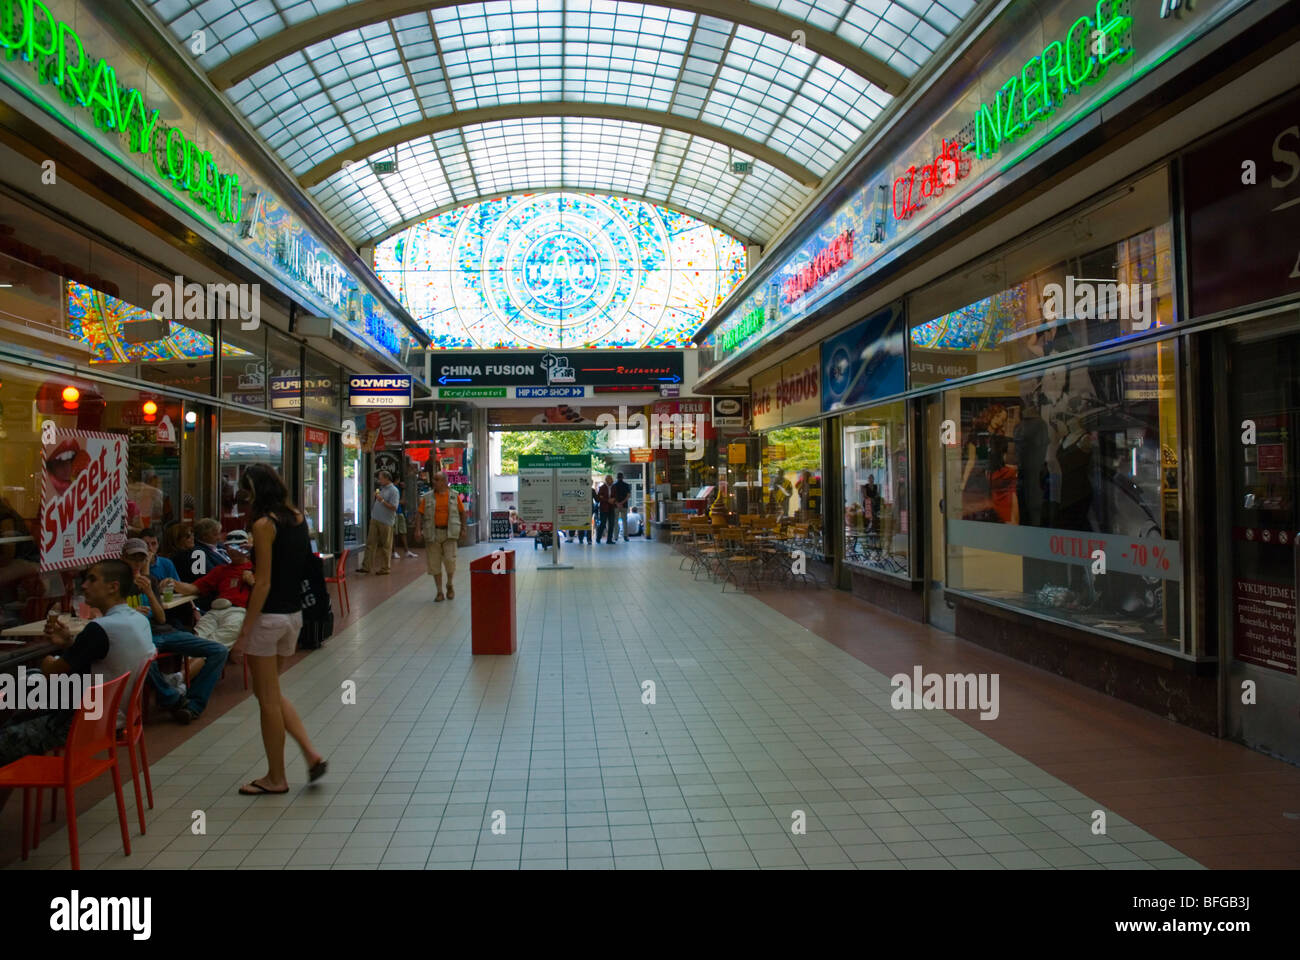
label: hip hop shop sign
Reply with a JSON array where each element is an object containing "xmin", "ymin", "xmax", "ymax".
[{"xmin": 39, "ymin": 429, "xmax": 129, "ymax": 572}]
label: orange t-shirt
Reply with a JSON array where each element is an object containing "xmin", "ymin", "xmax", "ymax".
[{"xmin": 434, "ymin": 490, "xmax": 450, "ymax": 527}]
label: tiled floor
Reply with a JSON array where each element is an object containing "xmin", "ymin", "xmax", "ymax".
[{"xmin": 3, "ymin": 538, "xmax": 1264, "ymax": 870}]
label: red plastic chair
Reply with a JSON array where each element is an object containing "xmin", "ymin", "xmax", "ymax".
[
  {"xmin": 44, "ymin": 652, "xmax": 157, "ymax": 835},
  {"xmin": 324, "ymin": 547, "xmax": 351, "ymax": 617},
  {"xmin": 0, "ymin": 672, "xmax": 134, "ymax": 869},
  {"xmin": 117, "ymin": 652, "xmax": 158, "ymax": 834}
]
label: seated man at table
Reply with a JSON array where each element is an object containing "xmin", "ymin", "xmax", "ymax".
[
  {"xmin": 188, "ymin": 518, "xmax": 231, "ymax": 581},
  {"xmin": 121, "ymin": 539, "xmax": 228, "ymax": 725},
  {"xmin": 165, "ymin": 530, "xmax": 254, "ymax": 649},
  {"xmin": 141, "ymin": 526, "xmax": 179, "ymax": 584},
  {"xmin": 0, "ymin": 559, "xmax": 155, "ymax": 807}
]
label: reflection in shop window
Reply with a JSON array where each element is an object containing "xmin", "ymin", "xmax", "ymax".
[
  {"xmin": 843, "ymin": 401, "xmax": 910, "ymax": 577},
  {"xmin": 941, "ymin": 341, "xmax": 1181, "ymax": 650}
]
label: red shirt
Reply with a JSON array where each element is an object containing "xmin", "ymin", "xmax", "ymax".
[{"xmin": 194, "ymin": 562, "xmax": 253, "ymax": 606}]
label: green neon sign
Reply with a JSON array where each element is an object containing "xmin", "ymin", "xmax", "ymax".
[
  {"xmin": 0, "ymin": 0, "xmax": 242, "ymax": 224},
  {"xmin": 721, "ymin": 305, "xmax": 766, "ymax": 352},
  {"xmin": 966, "ymin": 0, "xmax": 1133, "ymax": 161}
]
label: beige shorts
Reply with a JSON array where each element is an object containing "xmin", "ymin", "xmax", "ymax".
[{"xmin": 245, "ymin": 611, "xmax": 303, "ymax": 657}]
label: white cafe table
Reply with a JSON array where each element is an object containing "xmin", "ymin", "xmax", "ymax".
[{"xmin": 2, "ymin": 615, "xmax": 92, "ymax": 638}]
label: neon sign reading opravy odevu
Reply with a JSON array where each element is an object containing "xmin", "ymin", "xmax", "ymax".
[
  {"xmin": 0, "ymin": 0, "xmax": 242, "ymax": 223},
  {"xmin": 966, "ymin": 0, "xmax": 1134, "ymax": 161}
]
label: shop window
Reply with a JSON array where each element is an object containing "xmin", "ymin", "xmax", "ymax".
[
  {"xmin": 304, "ymin": 427, "xmax": 332, "ymax": 552},
  {"xmin": 267, "ymin": 328, "xmax": 303, "ymax": 418},
  {"xmin": 342, "ymin": 419, "xmax": 365, "ymax": 548},
  {"xmin": 1225, "ymin": 314, "xmax": 1300, "ymax": 677},
  {"xmin": 221, "ymin": 324, "xmax": 266, "ymax": 408},
  {"xmin": 747, "ymin": 425, "xmax": 825, "ymax": 555},
  {"xmin": 938, "ymin": 341, "xmax": 1182, "ymax": 650},
  {"xmin": 843, "ymin": 401, "xmax": 911, "ymax": 577},
  {"xmin": 910, "ymin": 167, "xmax": 1175, "ymax": 387},
  {"xmin": 219, "ymin": 409, "xmax": 284, "ymax": 535},
  {"xmin": 304, "ymin": 352, "xmax": 341, "ymax": 427},
  {"xmin": 0, "ymin": 363, "xmax": 195, "ymax": 627}
]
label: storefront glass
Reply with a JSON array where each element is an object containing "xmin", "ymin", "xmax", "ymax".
[
  {"xmin": 909, "ymin": 167, "xmax": 1175, "ymax": 387},
  {"xmin": 936, "ymin": 340, "xmax": 1183, "ymax": 650},
  {"xmin": 268, "ymin": 329, "xmax": 303, "ymax": 419},
  {"xmin": 342, "ymin": 421, "xmax": 364, "ymax": 549},
  {"xmin": 304, "ymin": 427, "xmax": 332, "ymax": 552},
  {"xmin": 219, "ymin": 409, "xmax": 284, "ymax": 534},
  {"xmin": 842, "ymin": 401, "xmax": 911, "ymax": 577},
  {"xmin": 221, "ymin": 324, "xmax": 267, "ymax": 409},
  {"xmin": 0, "ymin": 361, "xmax": 210, "ymax": 627},
  {"xmin": 304, "ymin": 351, "xmax": 341, "ymax": 427},
  {"xmin": 761, "ymin": 426, "xmax": 823, "ymax": 524}
]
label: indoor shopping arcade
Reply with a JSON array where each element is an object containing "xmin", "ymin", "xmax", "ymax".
[{"xmin": 0, "ymin": 0, "xmax": 1296, "ymax": 909}]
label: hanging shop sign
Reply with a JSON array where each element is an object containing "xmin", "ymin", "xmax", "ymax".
[
  {"xmin": 39, "ymin": 429, "xmax": 128, "ymax": 572},
  {"xmin": 821, "ymin": 302, "xmax": 906, "ymax": 412},
  {"xmin": 1183, "ymin": 86, "xmax": 1300, "ymax": 318},
  {"xmin": 705, "ymin": 0, "xmax": 1241, "ymax": 373},
  {"xmin": 712, "ymin": 397, "xmax": 745, "ymax": 427},
  {"xmin": 438, "ymin": 387, "xmax": 508, "ymax": 399},
  {"xmin": 348, "ymin": 374, "xmax": 412, "ymax": 408},
  {"xmin": 433, "ymin": 351, "xmax": 682, "ymax": 388},
  {"xmin": 629, "ymin": 448, "xmax": 654, "ymax": 463}
]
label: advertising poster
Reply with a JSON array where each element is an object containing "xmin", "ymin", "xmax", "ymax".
[
  {"xmin": 1233, "ymin": 578, "xmax": 1296, "ymax": 674},
  {"xmin": 556, "ymin": 465, "xmax": 593, "ymax": 531},
  {"xmin": 40, "ymin": 429, "xmax": 129, "ymax": 572},
  {"xmin": 490, "ymin": 511, "xmax": 513, "ymax": 540},
  {"xmin": 517, "ymin": 469, "xmax": 553, "ymax": 523},
  {"xmin": 821, "ymin": 302, "xmax": 905, "ymax": 411}
]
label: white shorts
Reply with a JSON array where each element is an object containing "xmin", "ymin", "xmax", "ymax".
[{"xmin": 245, "ymin": 611, "xmax": 303, "ymax": 657}]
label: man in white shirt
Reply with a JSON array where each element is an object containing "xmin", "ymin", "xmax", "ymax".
[
  {"xmin": 358, "ymin": 471, "xmax": 401, "ymax": 576},
  {"xmin": 0, "ymin": 560, "xmax": 154, "ymax": 794}
]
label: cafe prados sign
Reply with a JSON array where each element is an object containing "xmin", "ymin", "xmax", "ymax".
[{"xmin": 0, "ymin": 0, "xmax": 242, "ymax": 225}]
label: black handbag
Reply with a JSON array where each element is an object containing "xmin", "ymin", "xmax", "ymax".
[{"xmin": 297, "ymin": 553, "xmax": 335, "ymax": 649}]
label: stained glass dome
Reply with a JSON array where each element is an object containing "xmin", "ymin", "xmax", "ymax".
[{"xmin": 373, "ymin": 192, "xmax": 745, "ymax": 349}]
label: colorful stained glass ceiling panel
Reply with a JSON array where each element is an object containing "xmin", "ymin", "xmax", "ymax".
[{"xmin": 374, "ymin": 192, "xmax": 745, "ymax": 349}]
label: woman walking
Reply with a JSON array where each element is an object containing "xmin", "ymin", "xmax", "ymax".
[{"xmin": 230, "ymin": 463, "xmax": 327, "ymax": 795}]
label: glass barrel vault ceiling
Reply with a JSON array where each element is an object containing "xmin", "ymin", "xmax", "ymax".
[
  {"xmin": 147, "ymin": 0, "xmax": 977, "ymax": 247},
  {"xmin": 373, "ymin": 192, "xmax": 745, "ymax": 349}
]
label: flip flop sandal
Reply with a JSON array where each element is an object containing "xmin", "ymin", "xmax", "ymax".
[
  {"xmin": 308, "ymin": 759, "xmax": 328, "ymax": 783},
  {"xmin": 239, "ymin": 780, "xmax": 289, "ymax": 796}
]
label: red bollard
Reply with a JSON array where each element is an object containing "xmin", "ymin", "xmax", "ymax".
[{"xmin": 469, "ymin": 549, "xmax": 516, "ymax": 654}]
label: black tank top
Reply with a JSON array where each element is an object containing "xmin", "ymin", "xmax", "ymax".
[{"xmin": 263, "ymin": 515, "xmax": 310, "ymax": 614}]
